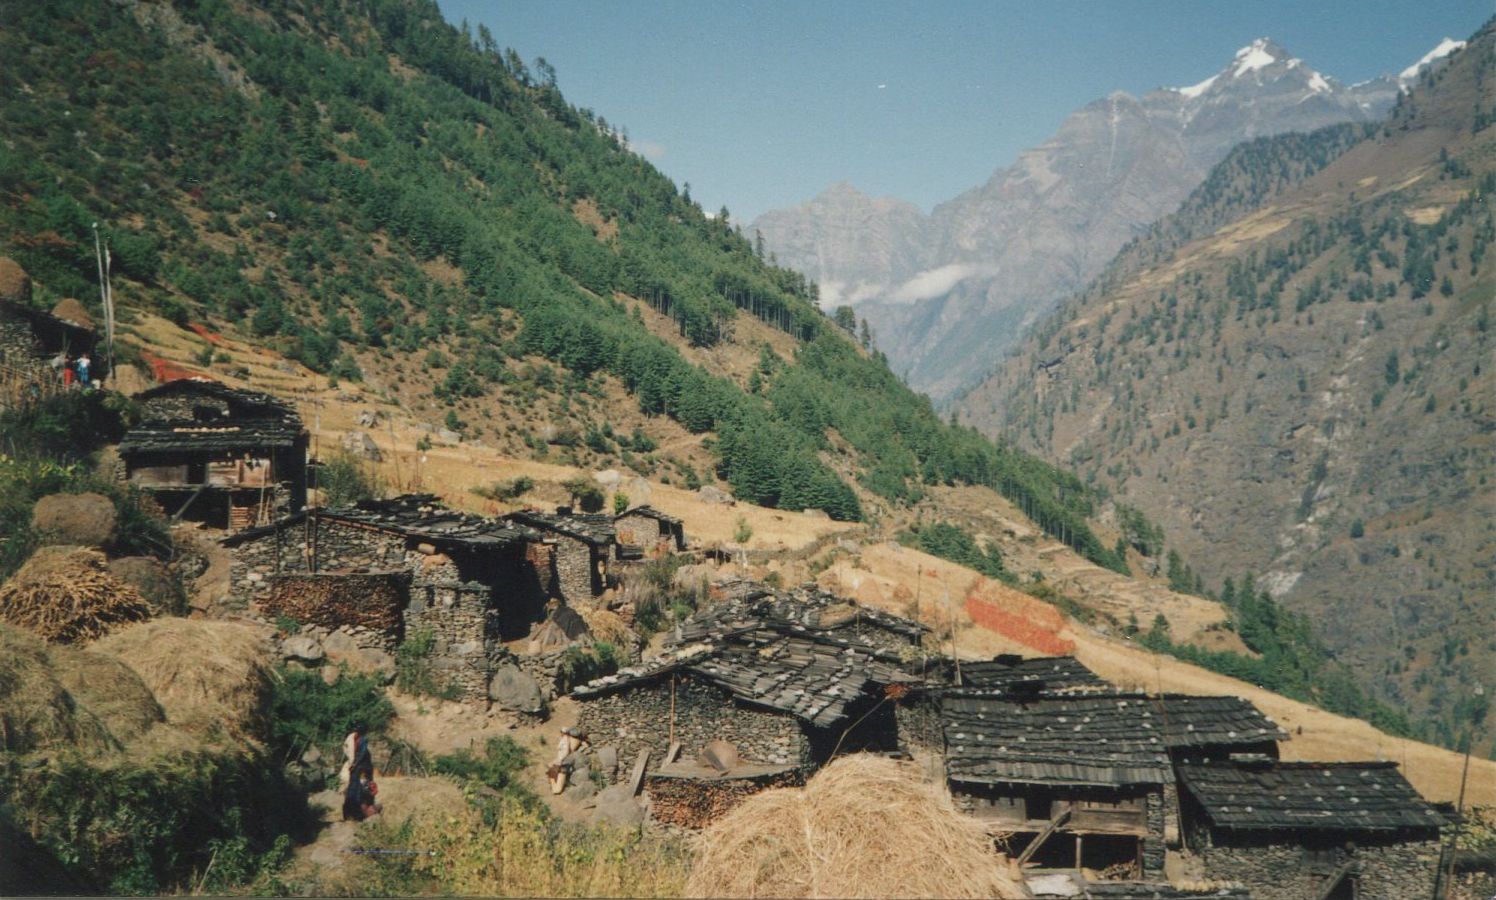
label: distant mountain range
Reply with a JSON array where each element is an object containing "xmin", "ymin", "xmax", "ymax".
[
  {"xmin": 752, "ymin": 37, "xmax": 1464, "ymax": 402},
  {"xmin": 955, "ymin": 21, "xmax": 1495, "ymax": 752}
]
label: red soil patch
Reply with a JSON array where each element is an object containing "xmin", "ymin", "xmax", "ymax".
[
  {"xmin": 187, "ymin": 323, "xmax": 225, "ymax": 345},
  {"xmin": 964, "ymin": 579, "xmax": 1075, "ymax": 656},
  {"xmin": 140, "ymin": 351, "xmax": 204, "ymax": 384}
]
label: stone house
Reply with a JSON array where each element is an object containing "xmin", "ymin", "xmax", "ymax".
[
  {"xmin": 118, "ymin": 380, "xmax": 307, "ymax": 530},
  {"xmin": 614, "ymin": 505, "xmax": 686, "ymax": 555},
  {"xmin": 504, "ymin": 507, "xmax": 616, "ymax": 605},
  {"xmin": 1175, "ymin": 760, "xmax": 1446, "ymax": 899},
  {"xmin": 573, "ymin": 621, "xmax": 921, "ymax": 825},
  {"xmin": 941, "ymin": 692, "xmax": 1174, "ymax": 880},
  {"xmin": 0, "ymin": 297, "xmax": 101, "ymax": 383},
  {"xmin": 221, "ymin": 494, "xmax": 551, "ymax": 700},
  {"xmin": 678, "ymin": 578, "xmax": 930, "ymax": 655}
]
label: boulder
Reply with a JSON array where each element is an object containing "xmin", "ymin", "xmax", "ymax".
[
  {"xmin": 591, "ymin": 784, "xmax": 645, "ymax": 826},
  {"xmin": 696, "ymin": 485, "xmax": 734, "ymax": 505},
  {"xmin": 282, "ymin": 635, "xmax": 325, "ymax": 664},
  {"xmin": 323, "ymin": 630, "xmax": 395, "ymax": 682},
  {"xmin": 698, "ymin": 739, "xmax": 739, "ymax": 774},
  {"xmin": 107, "ymin": 556, "xmax": 186, "ymax": 615},
  {"xmin": 436, "ymin": 428, "xmax": 462, "ymax": 444},
  {"xmin": 595, "ymin": 745, "xmax": 618, "ymax": 781},
  {"xmin": 32, "ymin": 492, "xmax": 116, "ymax": 547},
  {"xmin": 487, "ymin": 663, "xmax": 544, "ymax": 713},
  {"xmin": 340, "ymin": 430, "xmax": 382, "ymax": 461},
  {"xmin": 564, "ymin": 771, "xmax": 597, "ymax": 803},
  {"xmin": 592, "ymin": 469, "xmax": 623, "ymax": 493},
  {"xmin": 0, "ymin": 257, "xmax": 31, "ymax": 305},
  {"xmin": 803, "ymin": 508, "xmax": 830, "ymax": 520},
  {"xmin": 355, "ymin": 410, "xmax": 379, "ymax": 428},
  {"xmin": 624, "ymin": 476, "xmax": 652, "ymax": 506}
]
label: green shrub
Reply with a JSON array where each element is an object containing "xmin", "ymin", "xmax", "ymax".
[
  {"xmin": 267, "ymin": 665, "xmax": 393, "ymax": 766},
  {"xmin": 316, "ymin": 450, "xmax": 383, "ymax": 507},
  {"xmin": 470, "ymin": 475, "xmax": 535, "ymax": 501},
  {"xmin": 556, "ymin": 642, "xmax": 620, "ymax": 693}
]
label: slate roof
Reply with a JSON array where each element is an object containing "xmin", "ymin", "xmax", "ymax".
[
  {"xmin": 1177, "ymin": 760, "xmax": 1446, "ymax": 833},
  {"xmin": 941, "ymin": 694, "xmax": 1173, "ymax": 787},
  {"xmin": 1028, "ymin": 873, "xmax": 1249, "ymax": 899},
  {"xmin": 1152, "ymin": 695, "xmax": 1287, "ymax": 749},
  {"xmin": 120, "ymin": 380, "xmax": 304, "ymax": 454},
  {"xmin": 504, "ymin": 508, "xmax": 616, "ymax": 546},
  {"xmin": 673, "ymin": 579, "xmax": 929, "ymax": 649},
  {"xmin": 573, "ymin": 629, "xmax": 918, "ymax": 729},
  {"xmin": 615, "ymin": 505, "xmax": 682, "ymax": 527},
  {"xmin": 222, "ymin": 494, "xmax": 539, "ymax": 551},
  {"xmin": 955, "ymin": 655, "xmax": 1107, "ymax": 694}
]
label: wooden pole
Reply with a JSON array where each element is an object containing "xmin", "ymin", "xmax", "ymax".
[{"xmin": 1441, "ymin": 733, "xmax": 1473, "ymax": 898}]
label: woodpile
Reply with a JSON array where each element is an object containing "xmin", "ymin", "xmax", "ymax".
[
  {"xmin": 0, "ymin": 546, "xmax": 150, "ymax": 643},
  {"xmin": 259, "ymin": 572, "xmax": 408, "ymax": 633},
  {"xmin": 647, "ymin": 769, "xmax": 805, "ymax": 829}
]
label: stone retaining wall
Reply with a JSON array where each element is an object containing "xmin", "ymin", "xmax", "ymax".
[
  {"xmin": 577, "ymin": 676, "xmax": 811, "ymax": 783},
  {"xmin": 1194, "ymin": 831, "xmax": 1441, "ymax": 899},
  {"xmin": 552, "ymin": 536, "xmax": 600, "ymax": 605}
]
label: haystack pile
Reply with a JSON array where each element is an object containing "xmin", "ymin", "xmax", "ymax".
[
  {"xmin": 95, "ymin": 618, "xmax": 273, "ymax": 744},
  {"xmin": 49, "ymin": 297, "xmax": 94, "ymax": 330},
  {"xmin": 687, "ymin": 754, "xmax": 1025, "ymax": 899},
  {"xmin": 0, "ymin": 546, "xmax": 149, "ymax": 642},
  {"xmin": 0, "ymin": 626, "xmax": 162, "ymax": 755},
  {"xmin": 0, "ymin": 256, "xmax": 30, "ymax": 304}
]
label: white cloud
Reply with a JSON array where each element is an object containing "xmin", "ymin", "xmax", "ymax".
[
  {"xmin": 626, "ymin": 137, "xmax": 667, "ymax": 160},
  {"xmin": 884, "ymin": 262, "xmax": 998, "ymax": 304},
  {"xmin": 819, "ymin": 279, "xmax": 891, "ymax": 309}
]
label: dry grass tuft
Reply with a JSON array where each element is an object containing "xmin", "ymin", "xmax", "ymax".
[
  {"xmin": 94, "ymin": 618, "xmax": 273, "ymax": 744},
  {"xmin": 0, "ymin": 626, "xmax": 117, "ymax": 754},
  {"xmin": 0, "ymin": 546, "xmax": 150, "ymax": 643},
  {"xmin": 688, "ymin": 754, "xmax": 1024, "ymax": 899}
]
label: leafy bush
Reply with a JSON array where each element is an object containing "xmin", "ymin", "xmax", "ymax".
[
  {"xmin": 267, "ymin": 664, "xmax": 394, "ymax": 766},
  {"xmin": 561, "ymin": 476, "xmax": 604, "ymax": 512},
  {"xmin": 470, "ymin": 475, "xmax": 535, "ymax": 501},
  {"xmin": 433, "ymin": 737, "xmax": 533, "ymax": 804},
  {"xmin": 316, "ymin": 450, "xmax": 383, "ymax": 508},
  {"xmin": 556, "ymin": 642, "xmax": 621, "ymax": 693}
]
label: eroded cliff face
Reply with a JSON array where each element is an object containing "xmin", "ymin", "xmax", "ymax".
[{"xmin": 956, "ymin": 29, "xmax": 1496, "ymax": 750}]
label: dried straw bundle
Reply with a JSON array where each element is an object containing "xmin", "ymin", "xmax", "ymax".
[
  {"xmin": 0, "ymin": 626, "xmax": 116, "ymax": 754},
  {"xmin": 94, "ymin": 618, "xmax": 273, "ymax": 744},
  {"xmin": 687, "ymin": 754, "xmax": 1026, "ymax": 899},
  {"xmin": 0, "ymin": 546, "xmax": 150, "ymax": 643}
]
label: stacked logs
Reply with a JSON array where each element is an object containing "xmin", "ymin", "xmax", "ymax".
[
  {"xmin": 645, "ymin": 770, "xmax": 806, "ymax": 829},
  {"xmin": 260, "ymin": 572, "xmax": 408, "ymax": 633}
]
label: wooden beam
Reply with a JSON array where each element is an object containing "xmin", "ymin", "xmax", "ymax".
[
  {"xmin": 627, "ymin": 748, "xmax": 651, "ymax": 797},
  {"xmin": 1016, "ymin": 808, "xmax": 1072, "ymax": 866},
  {"xmin": 1313, "ymin": 859, "xmax": 1356, "ymax": 900}
]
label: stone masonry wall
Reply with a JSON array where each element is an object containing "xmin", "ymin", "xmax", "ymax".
[
  {"xmin": 577, "ymin": 677, "xmax": 811, "ymax": 784},
  {"xmin": 227, "ymin": 517, "xmax": 408, "ymax": 611},
  {"xmin": 1198, "ymin": 834, "xmax": 1442, "ymax": 900},
  {"xmin": 404, "ymin": 579, "xmax": 494, "ymax": 701},
  {"xmin": 894, "ymin": 694, "xmax": 943, "ymax": 753},
  {"xmin": 551, "ymin": 536, "xmax": 599, "ymax": 605},
  {"xmin": 1142, "ymin": 789, "xmax": 1166, "ymax": 879}
]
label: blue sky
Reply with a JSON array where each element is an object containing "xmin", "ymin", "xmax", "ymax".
[{"xmin": 437, "ymin": 1, "xmax": 1490, "ymax": 223}]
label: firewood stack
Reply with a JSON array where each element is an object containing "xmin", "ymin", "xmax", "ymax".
[
  {"xmin": 259, "ymin": 572, "xmax": 407, "ymax": 634},
  {"xmin": 645, "ymin": 770, "xmax": 806, "ymax": 829}
]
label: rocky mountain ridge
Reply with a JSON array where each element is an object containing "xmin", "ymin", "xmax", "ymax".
[
  {"xmin": 954, "ymin": 21, "xmax": 1496, "ymax": 752},
  {"xmin": 753, "ymin": 37, "xmax": 1461, "ymax": 401}
]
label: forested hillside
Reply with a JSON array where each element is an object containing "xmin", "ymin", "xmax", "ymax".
[
  {"xmin": 0, "ymin": 0, "xmax": 1127, "ymax": 565},
  {"xmin": 959, "ymin": 18, "xmax": 1496, "ymax": 753}
]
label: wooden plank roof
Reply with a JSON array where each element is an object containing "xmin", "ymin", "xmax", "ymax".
[
  {"xmin": 941, "ymin": 694, "xmax": 1173, "ymax": 787},
  {"xmin": 674, "ymin": 579, "xmax": 928, "ymax": 648},
  {"xmin": 956, "ymin": 655, "xmax": 1107, "ymax": 693},
  {"xmin": 222, "ymin": 494, "xmax": 538, "ymax": 550},
  {"xmin": 1176, "ymin": 760, "xmax": 1446, "ymax": 833},
  {"xmin": 1151, "ymin": 695, "xmax": 1287, "ymax": 748},
  {"xmin": 573, "ymin": 629, "xmax": 918, "ymax": 729},
  {"xmin": 504, "ymin": 508, "xmax": 616, "ymax": 546}
]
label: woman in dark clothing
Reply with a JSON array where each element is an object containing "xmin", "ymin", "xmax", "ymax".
[
  {"xmin": 349, "ymin": 723, "xmax": 375, "ymax": 783},
  {"xmin": 341, "ymin": 776, "xmax": 366, "ymax": 822}
]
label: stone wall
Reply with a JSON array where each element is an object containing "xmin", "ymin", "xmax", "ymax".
[
  {"xmin": 404, "ymin": 579, "xmax": 495, "ymax": 700},
  {"xmin": 577, "ymin": 676, "xmax": 812, "ymax": 783},
  {"xmin": 894, "ymin": 694, "xmax": 943, "ymax": 753},
  {"xmin": 1142, "ymin": 789, "xmax": 1166, "ymax": 879},
  {"xmin": 551, "ymin": 536, "xmax": 600, "ymax": 605},
  {"xmin": 140, "ymin": 392, "xmax": 230, "ymax": 422},
  {"xmin": 1195, "ymin": 831, "xmax": 1442, "ymax": 900},
  {"xmin": 0, "ymin": 310, "xmax": 41, "ymax": 366},
  {"xmin": 261, "ymin": 572, "xmax": 409, "ymax": 641},
  {"xmin": 227, "ymin": 517, "xmax": 408, "ymax": 612}
]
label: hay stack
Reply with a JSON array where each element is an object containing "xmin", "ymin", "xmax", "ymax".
[
  {"xmin": 94, "ymin": 618, "xmax": 273, "ymax": 744},
  {"xmin": 49, "ymin": 297, "xmax": 94, "ymax": 330},
  {"xmin": 53, "ymin": 645, "xmax": 166, "ymax": 744},
  {"xmin": 0, "ymin": 256, "xmax": 29, "ymax": 304},
  {"xmin": 0, "ymin": 627, "xmax": 116, "ymax": 754},
  {"xmin": 687, "ymin": 754, "xmax": 1026, "ymax": 899},
  {"xmin": 0, "ymin": 546, "xmax": 149, "ymax": 643},
  {"xmin": 32, "ymin": 493, "xmax": 118, "ymax": 548}
]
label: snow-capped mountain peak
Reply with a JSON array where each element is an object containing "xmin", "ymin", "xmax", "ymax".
[
  {"xmin": 1232, "ymin": 38, "xmax": 1281, "ymax": 77},
  {"xmin": 1398, "ymin": 37, "xmax": 1465, "ymax": 88}
]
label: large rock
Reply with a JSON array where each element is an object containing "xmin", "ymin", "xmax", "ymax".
[
  {"xmin": 591, "ymin": 784, "xmax": 645, "ymax": 826},
  {"xmin": 696, "ymin": 485, "xmax": 734, "ymax": 505},
  {"xmin": 487, "ymin": 663, "xmax": 544, "ymax": 713},
  {"xmin": 624, "ymin": 476, "xmax": 652, "ymax": 507},
  {"xmin": 436, "ymin": 428, "xmax": 462, "ymax": 444},
  {"xmin": 282, "ymin": 634, "xmax": 325, "ymax": 664},
  {"xmin": 340, "ymin": 430, "xmax": 382, "ymax": 461},
  {"xmin": 0, "ymin": 257, "xmax": 30, "ymax": 304},
  {"xmin": 107, "ymin": 556, "xmax": 186, "ymax": 615},
  {"xmin": 32, "ymin": 493, "xmax": 116, "ymax": 547},
  {"xmin": 592, "ymin": 469, "xmax": 622, "ymax": 493},
  {"xmin": 322, "ymin": 630, "xmax": 395, "ymax": 681}
]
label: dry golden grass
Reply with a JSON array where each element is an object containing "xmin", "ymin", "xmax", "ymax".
[
  {"xmin": 0, "ymin": 546, "xmax": 151, "ymax": 643},
  {"xmin": 688, "ymin": 754, "xmax": 1022, "ymax": 899},
  {"xmin": 94, "ymin": 617, "xmax": 273, "ymax": 745}
]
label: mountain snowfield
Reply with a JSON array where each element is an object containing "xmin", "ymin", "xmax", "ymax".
[{"xmin": 751, "ymin": 37, "xmax": 1462, "ymax": 402}]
